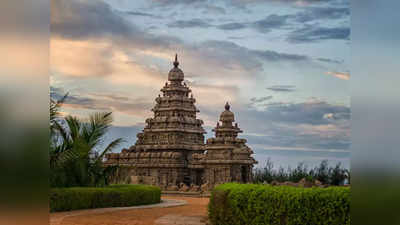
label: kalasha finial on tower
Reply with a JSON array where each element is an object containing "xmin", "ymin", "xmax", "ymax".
[
  {"xmin": 225, "ymin": 102, "xmax": 230, "ymax": 111},
  {"xmin": 173, "ymin": 53, "xmax": 179, "ymax": 68}
]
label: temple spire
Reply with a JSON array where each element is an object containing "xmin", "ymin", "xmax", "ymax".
[
  {"xmin": 173, "ymin": 53, "xmax": 179, "ymax": 68},
  {"xmin": 225, "ymin": 102, "xmax": 230, "ymax": 111}
]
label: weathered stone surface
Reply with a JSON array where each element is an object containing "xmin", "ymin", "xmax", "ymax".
[
  {"xmin": 167, "ymin": 185, "xmax": 179, "ymax": 191},
  {"xmin": 189, "ymin": 184, "xmax": 200, "ymax": 192},
  {"xmin": 179, "ymin": 184, "xmax": 190, "ymax": 192},
  {"xmin": 130, "ymin": 176, "xmax": 140, "ymax": 184},
  {"xmin": 105, "ymin": 55, "xmax": 257, "ymax": 190},
  {"xmin": 298, "ymin": 178, "xmax": 313, "ymax": 187},
  {"xmin": 200, "ymin": 182, "xmax": 209, "ymax": 192}
]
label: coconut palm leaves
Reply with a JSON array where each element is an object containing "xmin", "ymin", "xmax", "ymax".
[
  {"xmin": 50, "ymin": 93, "xmax": 68, "ymax": 135},
  {"xmin": 50, "ymin": 95, "xmax": 123, "ymax": 187}
]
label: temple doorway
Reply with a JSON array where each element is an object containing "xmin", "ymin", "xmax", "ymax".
[{"xmin": 241, "ymin": 166, "xmax": 248, "ymax": 183}]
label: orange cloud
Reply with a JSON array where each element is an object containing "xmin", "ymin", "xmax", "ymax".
[
  {"xmin": 51, "ymin": 38, "xmax": 166, "ymax": 87},
  {"xmin": 326, "ymin": 71, "xmax": 350, "ymax": 80},
  {"xmin": 51, "ymin": 38, "xmax": 113, "ymax": 77}
]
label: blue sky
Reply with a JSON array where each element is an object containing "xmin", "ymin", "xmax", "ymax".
[{"xmin": 50, "ymin": 0, "xmax": 350, "ymax": 168}]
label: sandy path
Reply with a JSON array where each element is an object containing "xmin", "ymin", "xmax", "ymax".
[{"xmin": 50, "ymin": 196, "xmax": 209, "ymax": 225}]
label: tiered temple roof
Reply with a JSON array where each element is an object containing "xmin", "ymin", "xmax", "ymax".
[
  {"xmin": 203, "ymin": 102, "xmax": 256, "ymax": 165},
  {"xmin": 135, "ymin": 54, "xmax": 205, "ymax": 151}
]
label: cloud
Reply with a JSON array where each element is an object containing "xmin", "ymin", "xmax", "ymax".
[
  {"xmin": 217, "ymin": 22, "xmax": 247, "ymax": 30},
  {"xmin": 253, "ymin": 50, "xmax": 309, "ymax": 62},
  {"xmin": 51, "ymin": 86, "xmax": 154, "ymax": 118},
  {"xmin": 235, "ymin": 99, "xmax": 350, "ymax": 150},
  {"xmin": 201, "ymin": 4, "xmax": 226, "ymax": 14},
  {"xmin": 227, "ymin": 36, "xmax": 246, "ymax": 40},
  {"xmin": 287, "ymin": 25, "xmax": 350, "ymax": 43},
  {"xmin": 167, "ymin": 18, "xmax": 212, "ymax": 28},
  {"xmin": 256, "ymin": 100, "xmax": 350, "ymax": 125},
  {"xmin": 150, "ymin": 0, "xmax": 207, "ymax": 6},
  {"xmin": 295, "ymin": 7, "xmax": 350, "ymax": 23},
  {"xmin": 51, "ymin": 38, "xmax": 168, "ymax": 88},
  {"xmin": 266, "ymin": 85, "xmax": 296, "ymax": 92},
  {"xmin": 249, "ymin": 96, "xmax": 274, "ymax": 108},
  {"xmin": 52, "ymin": 0, "xmax": 182, "ymax": 47},
  {"xmin": 250, "ymin": 96, "xmax": 273, "ymax": 103},
  {"xmin": 317, "ymin": 58, "xmax": 343, "ymax": 64},
  {"xmin": 51, "ymin": 87, "xmax": 96, "ymax": 107},
  {"xmin": 178, "ymin": 40, "xmax": 311, "ymax": 81},
  {"xmin": 200, "ymin": 6, "xmax": 349, "ymax": 35},
  {"xmin": 51, "ymin": 39, "xmax": 114, "ymax": 77},
  {"xmin": 252, "ymin": 14, "xmax": 292, "ymax": 33},
  {"xmin": 51, "ymin": 0, "xmax": 133, "ymax": 39},
  {"xmin": 216, "ymin": 14, "xmax": 290, "ymax": 32},
  {"xmin": 122, "ymin": 11, "xmax": 161, "ymax": 18},
  {"xmin": 150, "ymin": 0, "xmax": 340, "ymax": 6},
  {"xmin": 50, "ymin": 86, "xmax": 66, "ymax": 99},
  {"xmin": 190, "ymin": 84, "xmax": 240, "ymax": 122},
  {"xmin": 52, "ymin": 0, "xmax": 314, "ymax": 81},
  {"xmin": 326, "ymin": 71, "xmax": 350, "ymax": 80}
]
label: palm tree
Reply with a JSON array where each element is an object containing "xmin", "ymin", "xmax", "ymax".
[{"xmin": 50, "ymin": 95, "xmax": 123, "ymax": 187}]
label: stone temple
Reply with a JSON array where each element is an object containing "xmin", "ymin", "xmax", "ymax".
[{"xmin": 105, "ymin": 54, "xmax": 257, "ymax": 191}]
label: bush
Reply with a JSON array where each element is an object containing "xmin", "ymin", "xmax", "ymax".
[
  {"xmin": 50, "ymin": 184, "xmax": 161, "ymax": 212},
  {"xmin": 254, "ymin": 159, "xmax": 350, "ymax": 185},
  {"xmin": 209, "ymin": 183, "xmax": 350, "ymax": 225}
]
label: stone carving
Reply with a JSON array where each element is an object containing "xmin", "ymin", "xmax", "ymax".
[
  {"xmin": 179, "ymin": 183, "xmax": 190, "ymax": 192},
  {"xmin": 190, "ymin": 184, "xmax": 200, "ymax": 192},
  {"xmin": 200, "ymin": 182, "xmax": 209, "ymax": 192},
  {"xmin": 105, "ymin": 54, "xmax": 257, "ymax": 192}
]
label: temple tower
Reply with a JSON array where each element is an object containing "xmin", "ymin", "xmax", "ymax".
[
  {"xmin": 105, "ymin": 54, "xmax": 206, "ymax": 188},
  {"xmin": 202, "ymin": 102, "xmax": 257, "ymax": 189}
]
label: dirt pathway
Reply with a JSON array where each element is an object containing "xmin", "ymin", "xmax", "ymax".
[{"xmin": 50, "ymin": 196, "xmax": 209, "ymax": 225}]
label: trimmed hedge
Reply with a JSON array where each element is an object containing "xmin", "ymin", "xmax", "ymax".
[
  {"xmin": 50, "ymin": 184, "xmax": 161, "ymax": 212},
  {"xmin": 209, "ymin": 183, "xmax": 350, "ymax": 225}
]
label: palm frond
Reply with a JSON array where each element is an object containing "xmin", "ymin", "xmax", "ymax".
[
  {"xmin": 85, "ymin": 112, "xmax": 113, "ymax": 148},
  {"xmin": 50, "ymin": 93, "xmax": 68, "ymax": 124},
  {"xmin": 53, "ymin": 120, "xmax": 69, "ymax": 143},
  {"xmin": 65, "ymin": 115, "xmax": 81, "ymax": 141},
  {"xmin": 96, "ymin": 138, "xmax": 124, "ymax": 163},
  {"xmin": 50, "ymin": 146, "xmax": 79, "ymax": 169}
]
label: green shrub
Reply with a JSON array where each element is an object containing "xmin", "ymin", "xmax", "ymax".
[
  {"xmin": 50, "ymin": 184, "xmax": 161, "ymax": 212},
  {"xmin": 209, "ymin": 183, "xmax": 350, "ymax": 225},
  {"xmin": 254, "ymin": 159, "xmax": 350, "ymax": 185}
]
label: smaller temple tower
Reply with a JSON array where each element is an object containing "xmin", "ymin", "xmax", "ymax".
[{"xmin": 202, "ymin": 102, "xmax": 257, "ymax": 189}]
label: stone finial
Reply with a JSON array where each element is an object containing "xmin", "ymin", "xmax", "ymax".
[
  {"xmin": 225, "ymin": 102, "xmax": 230, "ymax": 111},
  {"xmin": 173, "ymin": 53, "xmax": 179, "ymax": 68}
]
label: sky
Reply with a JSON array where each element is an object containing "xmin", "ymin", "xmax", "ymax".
[{"xmin": 50, "ymin": 0, "xmax": 350, "ymax": 169}]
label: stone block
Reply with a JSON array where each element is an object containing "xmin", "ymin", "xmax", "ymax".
[{"xmin": 130, "ymin": 176, "xmax": 140, "ymax": 184}]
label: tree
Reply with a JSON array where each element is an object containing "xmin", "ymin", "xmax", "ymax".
[
  {"xmin": 329, "ymin": 163, "xmax": 348, "ymax": 185},
  {"xmin": 50, "ymin": 94, "xmax": 123, "ymax": 187}
]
